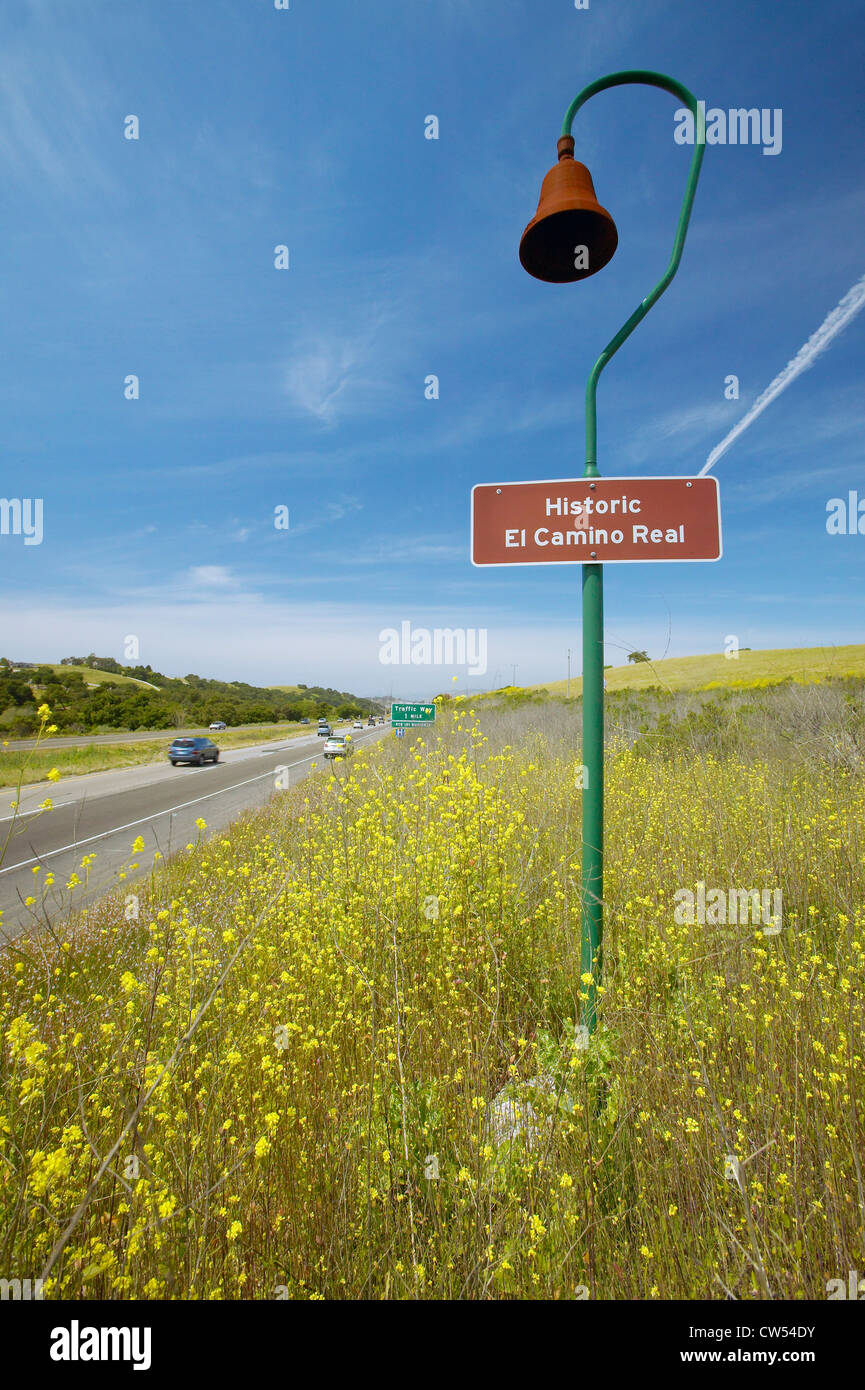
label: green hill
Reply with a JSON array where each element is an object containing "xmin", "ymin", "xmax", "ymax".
[
  {"xmin": 531, "ymin": 644, "xmax": 865, "ymax": 698},
  {"xmin": 44, "ymin": 664, "xmax": 160, "ymax": 690},
  {"xmin": 0, "ymin": 660, "xmax": 377, "ymax": 737}
]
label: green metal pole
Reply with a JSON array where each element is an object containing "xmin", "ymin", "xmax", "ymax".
[
  {"xmin": 564, "ymin": 71, "xmax": 705, "ymax": 1033},
  {"xmin": 580, "ymin": 561, "xmax": 604, "ymax": 1030}
]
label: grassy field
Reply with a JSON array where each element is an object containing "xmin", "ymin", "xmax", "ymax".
[
  {"xmin": 0, "ymin": 722, "xmax": 314, "ymax": 792},
  {"xmin": 41, "ymin": 664, "xmax": 161, "ymax": 691},
  {"xmin": 530, "ymin": 643, "xmax": 865, "ymax": 698},
  {"xmin": 0, "ymin": 684, "xmax": 861, "ymax": 1300}
]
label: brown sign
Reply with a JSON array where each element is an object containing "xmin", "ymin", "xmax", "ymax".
[{"xmin": 471, "ymin": 476, "xmax": 721, "ymax": 565}]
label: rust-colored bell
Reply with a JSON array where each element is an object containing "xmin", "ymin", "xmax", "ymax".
[{"xmin": 519, "ymin": 135, "xmax": 618, "ymax": 283}]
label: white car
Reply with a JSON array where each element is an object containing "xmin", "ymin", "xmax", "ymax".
[
  {"xmin": 209, "ymin": 721, "xmax": 227, "ymax": 731},
  {"xmin": 323, "ymin": 735, "xmax": 353, "ymax": 760},
  {"xmin": 352, "ymin": 720, "xmax": 363, "ymax": 730}
]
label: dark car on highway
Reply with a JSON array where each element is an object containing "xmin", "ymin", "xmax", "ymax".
[{"xmin": 169, "ymin": 736, "xmax": 220, "ymax": 767}]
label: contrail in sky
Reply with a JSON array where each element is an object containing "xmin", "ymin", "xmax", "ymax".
[{"xmin": 699, "ymin": 271, "xmax": 865, "ymax": 476}]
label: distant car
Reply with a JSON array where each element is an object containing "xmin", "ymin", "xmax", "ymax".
[
  {"xmin": 323, "ymin": 735, "xmax": 352, "ymax": 760},
  {"xmin": 352, "ymin": 720, "xmax": 363, "ymax": 730},
  {"xmin": 317, "ymin": 722, "xmax": 332, "ymax": 737},
  {"xmin": 367, "ymin": 717, "xmax": 375, "ymax": 726},
  {"xmin": 169, "ymin": 736, "xmax": 219, "ymax": 766},
  {"xmin": 300, "ymin": 717, "xmax": 310, "ymax": 724},
  {"xmin": 377, "ymin": 716, "xmax": 385, "ymax": 725},
  {"xmin": 209, "ymin": 720, "xmax": 227, "ymax": 731}
]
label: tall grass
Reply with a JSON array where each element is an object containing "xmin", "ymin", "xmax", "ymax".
[{"xmin": 0, "ymin": 691, "xmax": 862, "ymax": 1299}]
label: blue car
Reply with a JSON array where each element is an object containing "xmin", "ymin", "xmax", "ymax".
[{"xmin": 169, "ymin": 736, "xmax": 220, "ymax": 767}]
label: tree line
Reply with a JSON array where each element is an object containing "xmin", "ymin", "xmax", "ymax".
[{"xmin": 0, "ymin": 657, "xmax": 377, "ymax": 736}]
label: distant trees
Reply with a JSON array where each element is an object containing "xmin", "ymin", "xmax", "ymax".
[
  {"xmin": 0, "ymin": 661, "xmax": 376, "ymax": 736},
  {"xmin": 627, "ymin": 651, "xmax": 650, "ymax": 664},
  {"xmin": 77, "ymin": 688, "xmax": 174, "ymax": 731},
  {"xmin": 0, "ymin": 675, "xmax": 33, "ymax": 706},
  {"xmin": 61, "ymin": 653, "xmax": 125, "ymax": 674},
  {"xmin": 245, "ymin": 704, "xmax": 275, "ymax": 724}
]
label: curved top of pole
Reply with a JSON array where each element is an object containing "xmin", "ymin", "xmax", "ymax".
[
  {"xmin": 563, "ymin": 71, "xmax": 706, "ymax": 474},
  {"xmin": 561, "ymin": 68, "xmax": 701, "ymax": 136}
]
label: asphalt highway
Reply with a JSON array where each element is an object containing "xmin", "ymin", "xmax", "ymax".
[
  {"xmin": 0, "ymin": 725, "xmax": 388, "ymax": 944},
  {"xmin": 3, "ymin": 721, "xmax": 312, "ymax": 752}
]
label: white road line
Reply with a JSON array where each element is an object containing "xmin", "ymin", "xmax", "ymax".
[
  {"xmin": 0, "ymin": 740, "xmax": 317, "ymax": 823},
  {"xmin": 0, "ymin": 754, "xmax": 320, "ymax": 875}
]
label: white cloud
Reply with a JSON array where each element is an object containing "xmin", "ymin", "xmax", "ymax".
[
  {"xmin": 284, "ymin": 338, "xmax": 361, "ymax": 424},
  {"xmin": 622, "ymin": 400, "xmax": 734, "ymax": 468},
  {"xmin": 5, "ymin": 592, "xmax": 864, "ymax": 699},
  {"xmin": 0, "ymin": 17, "xmax": 117, "ymax": 201},
  {"xmin": 288, "ymin": 496, "xmax": 364, "ymax": 538},
  {"xmin": 186, "ymin": 565, "xmax": 234, "ymax": 588},
  {"xmin": 701, "ymin": 272, "xmax": 865, "ymax": 475},
  {"xmin": 282, "ymin": 313, "xmax": 404, "ymax": 426}
]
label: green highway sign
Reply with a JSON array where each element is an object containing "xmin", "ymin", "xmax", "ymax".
[{"xmin": 391, "ymin": 702, "xmax": 436, "ymax": 725}]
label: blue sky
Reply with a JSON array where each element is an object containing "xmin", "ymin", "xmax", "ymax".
[{"xmin": 1, "ymin": 0, "xmax": 863, "ymax": 697}]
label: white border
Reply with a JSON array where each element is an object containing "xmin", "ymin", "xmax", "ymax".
[
  {"xmin": 470, "ymin": 475, "xmax": 722, "ymax": 566},
  {"xmin": 391, "ymin": 702, "xmax": 436, "ymax": 726}
]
